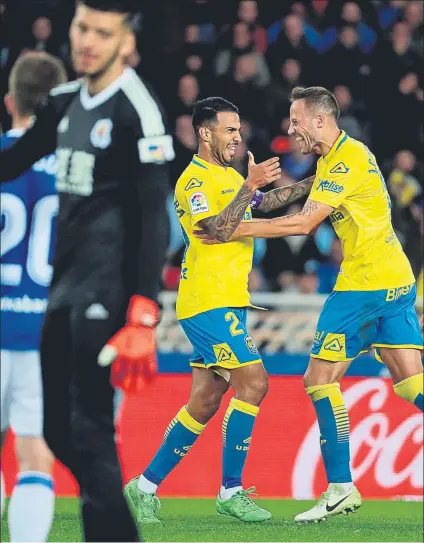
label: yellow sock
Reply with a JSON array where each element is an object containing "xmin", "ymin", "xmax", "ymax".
[{"xmin": 394, "ymin": 373, "xmax": 424, "ymax": 411}]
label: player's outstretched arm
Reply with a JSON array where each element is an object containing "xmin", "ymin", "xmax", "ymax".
[
  {"xmin": 197, "ymin": 152, "xmax": 281, "ymax": 242},
  {"xmin": 236, "ymin": 199, "xmax": 333, "ymax": 238},
  {"xmin": 256, "ymin": 175, "xmax": 315, "ymax": 213},
  {"xmin": 0, "ymin": 101, "xmax": 58, "ymax": 184},
  {"xmin": 195, "ymin": 199, "xmax": 333, "ymax": 241}
]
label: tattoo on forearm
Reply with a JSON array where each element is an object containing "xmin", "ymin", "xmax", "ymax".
[
  {"xmin": 259, "ymin": 176, "xmax": 314, "ymax": 212},
  {"xmin": 198, "ymin": 185, "xmax": 253, "ymax": 242},
  {"xmin": 300, "ymin": 199, "xmax": 319, "ymax": 216}
]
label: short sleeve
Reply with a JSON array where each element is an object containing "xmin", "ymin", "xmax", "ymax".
[
  {"xmin": 310, "ymin": 163, "xmax": 360, "ymax": 209},
  {"xmin": 178, "ymin": 177, "xmax": 220, "ymax": 226}
]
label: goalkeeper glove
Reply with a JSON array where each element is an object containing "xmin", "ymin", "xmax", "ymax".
[{"xmin": 97, "ymin": 295, "xmax": 159, "ymax": 394}]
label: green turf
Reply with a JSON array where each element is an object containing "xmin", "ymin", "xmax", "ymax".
[{"xmin": 1, "ymin": 497, "xmax": 423, "ymax": 541}]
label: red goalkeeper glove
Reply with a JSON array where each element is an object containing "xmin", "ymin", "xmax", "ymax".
[{"xmin": 97, "ymin": 295, "xmax": 159, "ymax": 394}]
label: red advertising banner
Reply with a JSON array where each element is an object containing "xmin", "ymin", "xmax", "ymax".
[{"xmin": 2, "ymin": 376, "xmax": 423, "ymax": 499}]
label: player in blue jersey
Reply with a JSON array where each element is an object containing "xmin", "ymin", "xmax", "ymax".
[{"xmin": 1, "ymin": 52, "xmax": 67, "ymax": 541}]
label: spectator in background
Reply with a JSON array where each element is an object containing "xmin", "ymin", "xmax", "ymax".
[
  {"xmin": 237, "ymin": 0, "xmax": 267, "ymax": 53},
  {"xmin": 215, "ymin": 22, "xmax": 270, "ymax": 83},
  {"xmin": 267, "ymin": 14, "xmax": 316, "ymax": 82},
  {"xmin": 333, "ymin": 85, "xmax": 364, "ymax": 141},
  {"xmin": 404, "ymin": 1, "xmax": 424, "ymax": 55},
  {"xmin": 30, "ymin": 17, "xmax": 54, "ymax": 53},
  {"xmin": 216, "ymin": 53, "xmax": 270, "ymax": 126},
  {"xmin": 270, "ymin": 58, "xmax": 304, "ymax": 121},
  {"xmin": 171, "ymin": 114, "xmax": 198, "ymax": 184},
  {"xmin": 388, "ymin": 150, "xmax": 422, "ymax": 210},
  {"xmin": 326, "ymin": 26, "xmax": 371, "ymax": 98},
  {"xmin": 339, "ymin": 1, "xmax": 377, "ymax": 53},
  {"xmin": 175, "ymin": 73, "xmax": 200, "ymax": 116}
]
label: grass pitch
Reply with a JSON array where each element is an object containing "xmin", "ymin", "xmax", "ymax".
[{"xmin": 1, "ymin": 497, "xmax": 423, "ymax": 541}]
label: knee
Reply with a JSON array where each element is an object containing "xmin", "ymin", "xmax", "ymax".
[
  {"xmin": 188, "ymin": 388, "xmax": 225, "ymax": 423},
  {"xmin": 236, "ymin": 373, "xmax": 269, "ymax": 406},
  {"xmin": 15, "ymin": 436, "xmax": 54, "ymax": 474}
]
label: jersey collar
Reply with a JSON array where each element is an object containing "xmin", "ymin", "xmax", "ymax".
[
  {"xmin": 322, "ymin": 130, "xmax": 348, "ymax": 164},
  {"xmin": 191, "ymin": 154, "xmax": 229, "ymax": 174},
  {"xmin": 80, "ymin": 66, "xmax": 132, "ymax": 110}
]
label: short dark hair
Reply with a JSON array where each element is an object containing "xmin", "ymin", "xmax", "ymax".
[
  {"xmin": 79, "ymin": 0, "xmax": 140, "ymax": 28},
  {"xmin": 192, "ymin": 97, "xmax": 239, "ymax": 138},
  {"xmin": 9, "ymin": 52, "xmax": 67, "ymax": 116},
  {"xmin": 290, "ymin": 86, "xmax": 340, "ymax": 119}
]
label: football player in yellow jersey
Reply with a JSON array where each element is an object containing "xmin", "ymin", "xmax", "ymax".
[
  {"xmin": 196, "ymin": 87, "xmax": 423, "ymax": 523},
  {"xmin": 124, "ymin": 97, "xmax": 314, "ymax": 525}
]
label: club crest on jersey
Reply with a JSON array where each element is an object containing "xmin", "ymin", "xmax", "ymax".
[
  {"xmin": 317, "ymin": 179, "xmax": 344, "ymax": 194},
  {"xmin": 57, "ymin": 116, "xmax": 69, "ymax": 134},
  {"xmin": 330, "ymin": 162, "xmax": 350, "ymax": 174},
  {"xmin": 90, "ymin": 118, "xmax": 113, "ymax": 149},
  {"xmin": 189, "ymin": 192, "xmax": 209, "ymax": 215},
  {"xmin": 245, "ymin": 334, "xmax": 258, "ymax": 355}
]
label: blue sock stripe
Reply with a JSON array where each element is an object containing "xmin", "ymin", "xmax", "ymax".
[
  {"xmin": 17, "ymin": 475, "xmax": 54, "ymax": 490},
  {"xmin": 143, "ymin": 468, "xmax": 164, "ymax": 486}
]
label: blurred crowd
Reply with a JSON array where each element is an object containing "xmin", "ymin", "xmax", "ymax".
[{"xmin": 1, "ymin": 0, "xmax": 423, "ymax": 296}]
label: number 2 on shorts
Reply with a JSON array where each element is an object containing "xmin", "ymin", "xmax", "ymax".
[{"xmin": 225, "ymin": 311, "xmax": 244, "ymax": 336}]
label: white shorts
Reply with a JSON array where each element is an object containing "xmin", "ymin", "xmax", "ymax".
[{"xmin": 1, "ymin": 350, "xmax": 43, "ymax": 437}]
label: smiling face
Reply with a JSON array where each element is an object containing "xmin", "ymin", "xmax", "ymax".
[
  {"xmin": 70, "ymin": 4, "xmax": 133, "ymax": 78},
  {"xmin": 288, "ymin": 99, "xmax": 319, "ymax": 155},
  {"xmin": 201, "ymin": 111, "xmax": 241, "ymax": 167}
]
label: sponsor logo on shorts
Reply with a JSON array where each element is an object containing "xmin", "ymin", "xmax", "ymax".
[
  {"xmin": 189, "ymin": 192, "xmax": 209, "ymax": 215},
  {"xmin": 386, "ymin": 284, "xmax": 413, "ymax": 302},
  {"xmin": 314, "ymin": 331, "xmax": 325, "ymax": 344},
  {"xmin": 217, "ymin": 347, "xmax": 232, "ymax": 362},
  {"xmin": 317, "ymin": 179, "xmax": 344, "ymax": 193},
  {"xmin": 323, "ymin": 337, "xmax": 344, "ymax": 352},
  {"xmin": 244, "ymin": 334, "xmax": 259, "ymax": 355}
]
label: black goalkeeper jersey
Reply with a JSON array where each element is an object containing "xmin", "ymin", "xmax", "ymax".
[{"xmin": 0, "ymin": 67, "xmax": 174, "ymax": 308}]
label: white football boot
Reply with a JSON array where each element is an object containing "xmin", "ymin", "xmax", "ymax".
[{"xmin": 294, "ymin": 483, "xmax": 362, "ymax": 523}]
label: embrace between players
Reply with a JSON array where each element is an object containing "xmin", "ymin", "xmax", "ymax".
[
  {"xmin": 126, "ymin": 89, "xmax": 423, "ymax": 526},
  {"xmin": 0, "ymin": 0, "xmax": 422, "ymax": 541}
]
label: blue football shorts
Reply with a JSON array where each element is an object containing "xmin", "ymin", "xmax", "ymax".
[
  {"xmin": 311, "ymin": 283, "xmax": 423, "ymax": 362},
  {"xmin": 179, "ymin": 307, "xmax": 262, "ymax": 373}
]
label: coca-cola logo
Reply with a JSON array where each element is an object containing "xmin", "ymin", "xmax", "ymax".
[{"xmin": 292, "ymin": 379, "xmax": 424, "ymax": 499}]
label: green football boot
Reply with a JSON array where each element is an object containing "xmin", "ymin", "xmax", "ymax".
[
  {"xmin": 124, "ymin": 477, "xmax": 161, "ymax": 524},
  {"xmin": 216, "ymin": 486, "xmax": 272, "ymax": 522}
]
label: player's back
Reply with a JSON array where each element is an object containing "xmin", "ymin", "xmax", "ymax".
[
  {"xmin": 310, "ymin": 131, "xmax": 415, "ymax": 291},
  {"xmin": 174, "ymin": 155, "xmax": 254, "ymax": 319},
  {"xmin": 1, "ymin": 130, "xmax": 58, "ymax": 350}
]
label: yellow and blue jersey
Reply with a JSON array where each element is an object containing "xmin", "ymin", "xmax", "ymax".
[
  {"xmin": 310, "ymin": 130, "xmax": 415, "ymax": 291},
  {"xmin": 1, "ymin": 129, "xmax": 58, "ymax": 351},
  {"xmin": 174, "ymin": 155, "xmax": 254, "ymax": 320}
]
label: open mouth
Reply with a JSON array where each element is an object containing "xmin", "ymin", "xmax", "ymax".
[{"xmin": 227, "ymin": 144, "xmax": 238, "ymax": 156}]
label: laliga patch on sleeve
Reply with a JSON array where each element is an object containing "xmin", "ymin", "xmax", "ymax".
[
  {"xmin": 189, "ymin": 192, "xmax": 209, "ymax": 215},
  {"xmin": 138, "ymin": 135, "xmax": 175, "ymax": 164}
]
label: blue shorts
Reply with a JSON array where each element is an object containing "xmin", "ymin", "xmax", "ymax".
[
  {"xmin": 311, "ymin": 284, "xmax": 423, "ymax": 362},
  {"xmin": 179, "ymin": 307, "xmax": 262, "ymax": 370}
]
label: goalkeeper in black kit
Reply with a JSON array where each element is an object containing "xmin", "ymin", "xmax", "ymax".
[{"xmin": 0, "ymin": 0, "xmax": 173, "ymax": 540}]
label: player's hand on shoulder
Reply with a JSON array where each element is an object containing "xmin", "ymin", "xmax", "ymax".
[
  {"xmin": 245, "ymin": 151, "xmax": 281, "ymax": 191},
  {"xmin": 98, "ymin": 296, "xmax": 159, "ymax": 394}
]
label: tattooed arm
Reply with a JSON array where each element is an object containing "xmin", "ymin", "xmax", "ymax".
[
  {"xmin": 257, "ymin": 176, "xmax": 315, "ymax": 212},
  {"xmin": 235, "ymin": 199, "xmax": 334, "ymax": 238},
  {"xmin": 197, "ymin": 184, "xmax": 254, "ymax": 242},
  {"xmin": 195, "ymin": 199, "xmax": 334, "ymax": 242}
]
